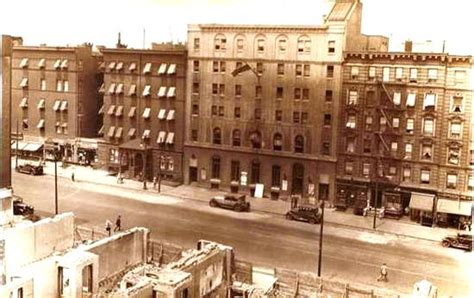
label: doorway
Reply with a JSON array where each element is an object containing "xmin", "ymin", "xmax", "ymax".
[
  {"xmin": 189, "ymin": 167, "xmax": 198, "ymax": 183},
  {"xmin": 292, "ymin": 163, "xmax": 304, "ymax": 195}
]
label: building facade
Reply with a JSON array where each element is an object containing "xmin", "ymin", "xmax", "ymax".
[
  {"xmin": 99, "ymin": 44, "xmax": 187, "ymax": 183},
  {"xmin": 338, "ymin": 50, "xmax": 473, "ymax": 227},
  {"xmin": 184, "ymin": 0, "xmax": 388, "ymax": 201},
  {"xmin": 10, "ymin": 44, "xmax": 99, "ymax": 163}
]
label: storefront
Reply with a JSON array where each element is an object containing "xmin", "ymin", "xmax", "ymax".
[
  {"xmin": 11, "ymin": 141, "xmax": 43, "ymax": 160},
  {"xmin": 409, "ymin": 192, "xmax": 435, "ymax": 226},
  {"xmin": 435, "ymin": 198, "xmax": 472, "ymax": 229},
  {"xmin": 74, "ymin": 138, "xmax": 99, "ymax": 166}
]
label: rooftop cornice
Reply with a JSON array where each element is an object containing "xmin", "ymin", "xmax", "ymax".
[
  {"xmin": 12, "ymin": 46, "xmax": 77, "ymax": 52},
  {"xmin": 193, "ymin": 23, "xmax": 329, "ymax": 32},
  {"xmin": 100, "ymin": 47, "xmax": 187, "ymax": 55},
  {"xmin": 344, "ymin": 51, "xmax": 472, "ymax": 64}
]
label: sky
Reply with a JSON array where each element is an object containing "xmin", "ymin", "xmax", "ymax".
[{"xmin": 0, "ymin": 0, "xmax": 473, "ymax": 55}]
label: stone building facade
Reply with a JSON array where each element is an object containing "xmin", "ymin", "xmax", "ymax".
[
  {"xmin": 99, "ymin": 44, "xmax": 187, "ymax": 183},
  {"xmin": 184, "ymin": 0, "xmax": 388, "ymax": 201},
  {"xmin": 338, "ymin": 51, "xmax": 473, "ymax": 227}
]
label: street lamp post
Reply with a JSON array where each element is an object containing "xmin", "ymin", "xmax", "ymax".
[
  {"xmin": 317, "ymin": 199, "xmax": 325, "ymax": 277},
  {"xmin": 54, "ymin": 148, "xmax": 59, "ymax": 215},
  {"xmin": 142, "ymin": 142, "xmax": 147, "ymax": 190},
  {"xmin": 373, "ymin": 179, "xmax": 378, "ymax": 230}
]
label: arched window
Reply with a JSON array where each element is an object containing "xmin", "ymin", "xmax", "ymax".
[
  {"xmin": 255, "ymin": 35, "xmax": 266, "ymax": 54},
  {"xmin": 214, "ymin": 34, "xmax": 227, "ymax": 51},
  {"xmin": 294, "ymin": 135, "xmax": 304, "ymax": 153},
  {"xmin": 234, "ymin": 34, "xmax": 246, "ymax": 55},
  {"xmin": 211, "ymin": 156, "xmax": 221, "ymax": 179},
  {"xmin": 213, "ymin": 127, "xmax": 222, "ymax": 144},
  {"xmin": 232, "ymin": 129, "xmax": 241, "ymax": 146},
  {"xmin": 273, "ymin": 133, "xmax": 283, "ymax": 151},
  {"xmin": 275, "ymin": 35, "xmax": 288, "ymax": 53},
  {"xmin": 250, "ymin": 131, "xmax": 262, "ymax": 149},
  {"xmin": 297, "ymin": 35, "xmax": 311, "ymax": 54}
]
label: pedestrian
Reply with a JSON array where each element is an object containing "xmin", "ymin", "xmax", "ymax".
[
  {"xmin": 71, "ymin": 167, "xmax": 75, "ymax": 182},
  {"xmin": 114, "ymin": 215, "xmax": 122, "ymax": 232},
  {"xmin": 153, "ymin": 176, "xmax": 157, "ymax": 189},
  {"xmin": 377, "ymin": 263, "xmax": 388, "ymax": 282},
  {"xmin": 105, "ymin": 219, "xmax": 112, "ymax": 236}
]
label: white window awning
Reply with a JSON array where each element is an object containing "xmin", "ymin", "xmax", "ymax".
[
  {"xmin": 158, "ymin": 63, "xmax": 167, "ymax": 75},
  {"xmin": 19, "ymin": 58, "xmax": 29, "ymax": 68},
  {"xmin": 60, "ymin": 100, "xmax": 68, "ymax": 111},
  {"xmin": 409, "ymin": 192, "xmax": 434, "ymax": 211},
  {"xmin": 437, "ymin": 199, "xmax": 472, "ymax": 216},
  {"xmin": 129, "ymin": 62, "xmax": 137, "ymax": 71},
  {"xmin": 108, "ymin": 83, "xmax": 116, "ymax": 95},
  {"xmin": 54, "ymin": 59, "xmax": 61, "ymax": 69},
  {"xmin": 20, "ymin": 78, "xmax": 28, "ymax": 88},
  {"xmin": 143, "ymin": 62, "xmax": 152, "ymax": 74},
  {"xmin": 53, "ymin": 100, "xmax": 61, "ymax": 111},
  {"xmin": 116, "ymin": 83, "xmax": 124, "ymax": 94},
  {"xmin": 98, "ymin": 105, "xmax": 105, "ymax": 115},
  {"xmin": 128, "ymin": 127, "xmax": 136, "ymax": 137},
  {"xmin": 129, "ymin": 84, "xmax": 137, "ymax": 96},
  {"xmin": 37, "ymin": 98, "xmax": 45, "ymax": 109},
  {"xmin": 142, "ymin": 107, "xmax": 151, "ymax": 119},
  {"xmin": 393, "ymin": 92, "xmax": 401, "ymax": 105},
  {"xmin": 22, "ymin": 142, "xmax": 43, "ymax": 152},
  {"xmin": 98, "ymin": 125, "xmax": 104, "ymax": 135},
  {"xmin": 142, "ymin": 129, "xmax": 151, "ymax": 139},
  {"xmin": 60, "ymin": 59, "xmax": 68, "ymax": 69},
  {"xmin": 424, "ymin": 93, "xmax": 436, "ymax": 108},
  {"xmin": 37, "ymin": 119, "xmax": 45, "ymax": 129},
  {"xmin": 143, "ymin": 85, "xmax": 151, "ymax": 97},
  {"xmin": 166, "ymin": 110, "xmax": 176, "ymax": 121},
  {"xmin": 116, "ymin": 61, "xmax": 124, "ymax": 71},
  {"xmin": 158, "ymin": 86, "xmax": 167, "ymax": 97},
  {"xmin": 167, "ymin": 86, "xmax": 176, "ymax": 98},
  {"xmin": 167, "ymin": 64, "xmax": 176, "ymax": 74},
  {"xmin": 166, "ymin": 132, "xmax": 175, "ymax": 144},
  {"xmin": 107, "ymin": 126, "xmax": 116, "ymax": 138},
  {"xmin": 406, "ymin": 93, "xmax": 416, "ymax": 107},
  {"xmin": 107, "ymin": 105, "xmax": 116, "ymax": 115},
  {"xmin": 158, "ymin": 109, "xmax": 167, "ymax": 120},
  {"xmin": 115, "ymin": 127, "xmax": 123, "ymax": 138},
  {"xmin": 156, "ymin": 131, "xmax": 166, "ymax": 143},
  {"xmin": 115, "ymin": 105, "xmax": 123, "ymax": 117},
  {"xmin": 19, "ymin": 97, "xmax": 28, "ymax": 108},
  {"xmin": 128, "ymin": 106, "xmax": 136, "ymax": 118},
  {"xmin": 108, "ymin": 61, "xmax": 116, "ymax": 70},
  {"xmin": 38, "ymin": 58, "xmax": 46, "ymax": 68}
]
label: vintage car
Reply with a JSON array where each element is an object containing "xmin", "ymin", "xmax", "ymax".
[
  {"xmin": 383, "ymin": 192, "xmax": 404, "ymax": 219},
  {"xmin": 441, "ymin": 233, "xmax": 472, "ymax": 251},
  {"xmin": 13, "ymin": 196, "xmax": 35, "ymax": 216},
  {"xmin": 363, "ymin": 206, "xmax": 385, "ymax": 218},
  {"xmin": 209, "ymin": 194, "xmax": 250, "ymax": 212},
  {"xmin": 286, "ymin": 204, "xmax": 322, "ymax": 224},
  {"xmin": 16, "ymin": 163, "xmax": 44, "ymax": 175}
]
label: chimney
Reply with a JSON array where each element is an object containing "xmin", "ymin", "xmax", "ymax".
[{"xmin": 404, "ymin": 40, "xmax": 413, "ymax": 53}]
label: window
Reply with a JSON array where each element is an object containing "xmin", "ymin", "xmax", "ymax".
[
  {"xmin": 362, "ymin": 163, "xmax": 370, "ymax": 177},
  {"xmin": 389, "ymin": 166, "xmax": 397, "ymax": 176},
  {"xmin": 60, "ymin": 100, "xmax": 68, "ymax": 111},
  {"xmin": 403, "ymin": 167, "xmax": 411, "ymax": 182},
  {"xmin": 420, "ymin": 169, "xmax": 430, "ymax": 184},
  {"xmin": 38, "ymin": 58, "xmax": 45, "ymax": 68},
  {"xmin": 236, "ymin": 38, "xmax": 244, "ymax": 52},
  {"xmin": 192, "ymin": 82, "xmax": 199, "ymax": 94},
  {"xmin": 351, "ymin": 66, "xmax": 359, "ymax": 79},
  {"xmin": 447, "ymin": 147, "xmax": 460, "ymax": 165},
  {"xmin": 428, "ymin": 68, "xmax": 437, "ymax": 81},
  {"xmin": 37, "ymin": 98, "xmax": 45, "ymax": 110},
  {"xmin": 167, "ymin": 64, "xmax": 176, "ymax": 75},
  {"xmin": 167, "ymin": 86, "xmax": 176, "ymax": 98},
  {"xmin": 294, "ymin": 135, "xmax": 304, "ymax": 153},
  {"xmin": 325, "ymin": 90, "xmax": 333, "ymax": 102},
  {"xmin": 273, "ymin": 133, "xmax": 282, "ymax": 151},
  {"xmin": 251, "ymin": 160, "xmax": 260, "ymax": 184},
  {"xmin": 468, "ymin": 175, "xmax": 474, "ymax": 191},
  {"xmin": 19, "ymin": 97, "xmax": 28, "ymax": 108},
  {"xmin": 324, "ymin": 114, "xmax": 331, "ymax": 126},
  {"xmin": 54, "ymin": 59, "xmax": 61, "ymax": 69},
  {"xmin": 392, "ymin": 92, "xmax": 401, "ymax": 105},
  {"xmin": 395, "ymin": 67, "xmax": 403, "ymax": 80},
  {"xmin": 257, "ymin": 38, "xmax": 265, "ymax": 52},
  {"xmin": 391, "ymin": 141, "xmax": 398, "ymax": 153},
  {"xmin": 404, "ymin": 143, "xmax": 413, "ymax": 159},
  {"xmin": 212, "ymin": 83, "xmax": 218, "ymax": 95},
  {"xmin": 192, "ymin": 104, "xmax": 199, "ymax": 116},
  {"xmin": 392, "ymin": 117, "xmax": 400, "ymax": 128},
  {"xmin": 406, "ymin": 118, "xmax": 414, "ymax": 134},
  {"xmin": 326, "ymin": 65, "xmax": 334, "ymax": 78},
  {"xmin": 22, "ymin": 119, "xmax": 29, "ymax": 129},
  {"xmin": 348, "ymin": 90, "xmax": 358, "ymax": 105},
  {"xmin": 366, "ymin": 90, "xmax": 375, "ymax": 106},
  {"xmin": 423, "ymin": 118, "xmax": 434, "ymax": 136},
  {"xmin": 293, "ymin": 111, "xmax": 300, "ymax": 123},
  {"xmin": 234, "ymin": 107, "xmax": 241, "ymax": 118},
  {"xmin": 454, "ymin": 70, "xmax": 466, "ymax": 85},
  {"xmin": 301, "ymin": 112, "xmax": 308, "ymax": 124},
  {"xmin": 211, "ymin": 105, "xmax": 217, "ymax": 116},
  {"xmin": 56, "ymin": 80, "xmax": 63, "ymax": 92},
  {"xmin": 235, "ymin": 84, "xmax": 242, "ymax": 97},
  {"xmin": 232, "ymin": 129, "xmax": 241, "ymax": 146},
  {"xmin": 328, "ymin": 40, "xmax": 335, "ymax": 53},
  {"xmin": 116, "ymin": 61, "xmax": 123, "ymax": 71},
  {"xmin": 129, "ymin": 62, "xmax": 137, "ymax": 72},
  {"xmin": 302, "ymin": 89, "xmax": 309, "ymax": 100},
  {"xmin": 409, "ymin": 68, "xmax": 417, "ymax": 82},
  {"xmin": 214, "ymin": 35, "xmax": 226, "ymax": 50},
  {"xmin": 19, "ymin": 57, "xmax": 28, "ymax": 68},
  {"xmin": 277, "ymin": 63, "xmax": 284, "ymax": 75},
  {"xmin": 256, "ymin": 62, "xmax": 263, "ymax": 75},
  {"xmin": 128, "ymin": 84, "xmax": 137, "ymax": 96},
  {"xmin": 39, "ymin": 79, "xmax": 46, "ymax": 91},
  {"xmin": 346, "ymin": 138, "xmax": 355, "ymax": 153},
  {"xmin": 213, "ymin": 128, "xmax": 221, "ymax": 144},
  {"xmin": 365, "ymin": 116, "xmax": 373, "ymax": 131},
  {"xmin": 255, "ymin": 85, "xmax": 262, "ymax": 98},
  {"xmin": 193, "ymin": 38, "xmax": 200, "ymax": 50},
  {"xmin": 303, "ymin": 65, "xmax": 310, "ymax": 77},
  {"xmin": 380, "ymin": 116, "xmax": 387, "ymax": 128},
  {"xmin": 218, "ymin": 106, "xmax": 224, "ymax": 117},
  {"xmin": 322, "ymin": 142, "xmax": 330, "ymax": 155},
  {"xmin": 158, "ymin": 108, "xmax": 167, "ymax": 120},
  {"xmin": 115, "ymin": 83, "xmax": 123, "ymax": 94},
  {"xmin": 250, "ymin": 131, "xmax": 262, "ymax": 149},
  {"xmin": 345, "ymin": 161, "xmax": 353, "ymax": 175},
  {"xmin": 142, "ymin": 107, "xmax": 151, "ymax": 119},
  {"xmin": 142, "ymin": 85, "xmax": 151, "ymax": 97},
  {"xmin": 272, "ymin": 165, "xmax": 281, "ymax": 187},
  {"xmin": 382, "ymin": 67, "xmax": 390, "ymax": 82},
  {"xmin": 451, "ymin": 96, "xmax": 463, "ymax": 113},
  {"xmin": 421, "ymin": 144, "xmax": 433, "ymax": 161},
  {"xmin": 128, "ymin": 106, "xmax": 136, "ymax": 118},
  {"xmin": 231, "ymin": 160, "xmax": 240, "ymax": 181},
  {"xmin": 60, "ymin": 60, "xmax": 68, "ymax": 69},
  {"xmin": 211, "ymin": 156, "xmax": 221, "ymax": 179},
  {"xmin": 193, "ymin": 60, "xmax": 199, "ymax": 72},
  {"xmin": 276, "ymin": 87, "xmax": 283, "ymax": 99},
  {"xmin": 275, "ymin": 110, "xmax": 282, "ymax": 121},
  {"xmin": 406, "ymin": 92, "xmax": 416, "ymax": 107},
  {"xmin": 212, "ymin": 61, "xmax": 219, "ymax": 72},
  {"xmin": 297, "ymin": 36, "xmax": 311, "ymax": 53},
  {"xmin": 423, "ymin": 93, "xmax": 436, "ymax": 110},
  {"xmin": 143, "ymin": 63, "xmax": 152, "ymax": 74},
  {"xmin": 446, "ymin": 174, "xmax": 457, "ymax": 189},
  {"xmin": 346, "ymin": 114, "xmax": 356, "ymax": 129},
  {"xmin": 368, "ymin": 66, "xmax": 376, "ymax": 79},
  {"xmin": 158, "ymin": 63, "xmax": 168, "ymax": 75},
  {"xmin": 295, "ymin": 64, "xmax": 302, "ymax": 76},
  {"xmin": 363, "ymin": 139, "xmax": 371, "ymax": 153},
  {"xmin": 53, "ymin": 100, "xmax": 61, "ymax": 111},
  {"xmin": 191, "ymin": 129, "xmax": 198, "ymax": 141},
  {"xmin": 278, "ymin": 38, "xmax": 287, "ymax": 52},
  {"xmin": 294, "ymin": 88, "xmax": 301, "ymax": 100},
  {"xmin": 449, "ymin": 122, "xmax": 462, "ymax": 139},
  {"xmin": 254, "ymin": 108, "xmax": 261, "ymax": 120}
]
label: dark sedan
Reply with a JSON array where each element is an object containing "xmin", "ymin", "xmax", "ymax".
[
  {"xmin": 16, "ymin": 163, "xmax": 44, "ymax": 175},
  {"xmin": 442, "ymin": 233, "xmax": 472, "ymax": 252},
  {"xmin": 286, "ymin": 205, "xmax": 322, "ymax": 224},
  {"xmin": 209, "ymin": 194, "xmax": 250, "ymax": 212}
]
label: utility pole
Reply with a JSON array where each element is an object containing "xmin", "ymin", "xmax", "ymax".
[
  {"xmin": 54, "ymin": 148, "xmax": 58, "ymax": 215},
  {"xmin": 317, "ymin": 200, "xmax": 325, "ymax": 277},
  {"xmin": 373, "ymin": 178, "xmax": 378, "ymax": 230},
  {"xmin": 142, "ymin": 142, "xmax": 147, "ymax": 190},
  {"xmin": 15, "ymin": 119, "xmax": 19, "ymax": 169}
]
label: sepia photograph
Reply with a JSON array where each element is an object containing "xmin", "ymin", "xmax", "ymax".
[{"xmin": 1, "ymin": 0, "xmax": 473, "ymax": 297}]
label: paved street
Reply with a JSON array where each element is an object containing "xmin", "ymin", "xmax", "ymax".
[{"xmin": 12, "ymin": 171, "xmax": 473, "ymax": 296}]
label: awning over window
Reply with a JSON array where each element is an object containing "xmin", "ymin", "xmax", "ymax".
[
  {"xmin": 108, "ymin": 61, "xmax": 116, "ymax": 70},
  {"xmin": 142, "ymin": 129, "xmax": 151, "ymax": 139},
  {"xmin": 128, "ymin": 127, "xmax": 136, "ymax": 137},
  {"xmin": 107, "ymin": 105, "xmax": 116, "ymax": 115},
  {"xmin": 158, "ymin": 109, "xmax": 166, "ymax": 120},
  {"xmin": 157, "ymin": 131, "xmax": 166, "ymax": 144},
  {"xmin": 107, "ymin": 126, "xmax": 116, "ymax": 138},
  {"xmin": 22, "ymin": 142, "xmax": 43, "ymax": 152},
  {"xmin": 166, "ymin": 132, "xmax": 175, "ymax": 144},
  {"xmin": 60, "ymin": 59, "xmax": 68, "ymax": 69},
  {"xmin": 98, "ymin": 83, "xmax": 105, "ymax": 94},
  {"xmin": 37, "ymin": 119, "xmax": 45, "ymax": 129},
  {"xmin": 116, "ymin": 83, "xmax": 124, "ymax": 94},
  {"xmin": 20, "ymin": 78, "xmax": 28, "ymax": 88},
  {"xmin": 128, "ymin": 106, "xmax": 136, "ymax": 118},
  {"xmin": 37, "ymin": 98, "xmax": 45, "ymax": 109},
  {"xmin": 166, "ymin": 110, "xmax": 175, "ymax": 121},
  {"xmin": 143, "ymin": 85, "xmax": 151, "ymax": 97},
  {"xmin": 167, "ymin": 64, "xmax": 176, "ymax": 74},
  {"xmin": 157, "ymin": 86, "xmax": 167, "ymax": 97},
  {"xmin": 116, "ymin": 61, "xmax": 124, "ymax": 71},
  {"xmin": 53, "ymin": 100, "xmax": 61, "ymax": 111},
  {"xmin": 437, "ymin": 199, "xmax": 472, "ymax": 216},
  {"xmin": 167, "ymin": 86, "xmax": 176, "ymax": 98},
  {"xmin": 38, "ymin": 58, "xmax": 45, "ymax": 68},
  {"xmin": 129, "ymin": 62, "xmax": 137, "ymax": 71},
  {"xmin": 60, "ymin": 100, "xmax": 68, "ymax": 111},
  {"xmin": 406, "ymin": 93, "xmax": 416, "ymax": 107},
  {"xmin": 158, "ymin": 63, "xmax": 167, "ymax": 75},
  {"xmin": 98, "ymin": 105, "xmax": 105, "ymax": 115},
  {"xmin": 108, "ymin": 83, "xmax": 116, "ymax": 94},
  {"xmin": 19, "ymin": 97, "xmax": 28, "ymax": 108},
  {"xmin": 409, "ymin": 192, "xmax": 434, "ymax": 211},
  {"xmin": 54, "ymin": 59, "xmax": 61, "ymax": 69},
  {"xmin": 142, "ymin": 107, "xmax": 151, "ymax": 119},
  {"xmin": 11, "ymin": 141, "xmax": 29, "ymax": 150},
  {"xmin": 19, "ymin": 58, "xmax": 29, "ymax": 68},
  {"xmin": 143, "ymin": 63, "xmax": 152, "ymax": 74},
  {"xmin": 115, "ymin": 127, "xmax": 123, "ymax": 138},
  {"xmin": 98, "ymin": 125, "xmax": 104, "ymax": 135},
  {"xmin": 115, "ymin": 105, "xmax": 123, "ymax": 117},
  {"xmin": 128, "ymin": 84, "xmax": 137, "ymax": 96}
]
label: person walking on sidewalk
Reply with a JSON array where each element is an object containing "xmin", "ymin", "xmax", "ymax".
[
  {"xmin": 377, "ymin": 263, "xmax": 388, "ymax": 282},
  {"xmin": 71, "ymin": 167, "xmax": 75, "ymax": 182},
  {"xmin": 105, "ymin": 219, "xmax": 112, "ymax": 236},
  {"xmin": 114, "ymin": 215, "xmax": 122, "ymax": 232},
  {"xmin": 153, "ymin": 176, "xmax": 158, "ymax": 189}
]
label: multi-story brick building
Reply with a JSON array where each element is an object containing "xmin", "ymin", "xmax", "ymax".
[
  {"xmin": 338, "ymin": 49, "xmax": 473, "ymax": 227},
  {"xmin": 184, "ymin": 0, "xmax": 388, "ymax": 200},
  {"xmin": 98, "ymin": 44, "xmax": 187, "ymax": 183},
  {"xmin": 10, "ymin": 43, "xmax": 99, "ymax": 163}
]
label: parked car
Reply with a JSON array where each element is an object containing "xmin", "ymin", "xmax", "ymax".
[
  {"xmin": 383, "ymin": 192, "xmax": 403, "ymax": 219},
  {"xmin": 209, "ymin": 194, "xmax": 250, "ymax": 212},
  {"xmin": 16, "ymin": 163, "xmax": 43, "ymax": 175},
  {"xmin": 13, "ymin": 196, "xmax": 35, "ymax": 216},
  {"xmin": 286, "ymin": 204, "xmax": 322, "ymax": 224},
  {"xmin": 441, "ymin": 233, "xmax": 472, "ymax": 251}
]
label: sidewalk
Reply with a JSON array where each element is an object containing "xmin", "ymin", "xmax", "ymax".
[{"xmin": 37, "ymin": 160, "xmax": 459, "ymax": 242}]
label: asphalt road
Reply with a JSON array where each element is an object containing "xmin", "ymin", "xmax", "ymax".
[{"xmin": 12, "ymin": 172, "xmax": 473, "ymax": 296}]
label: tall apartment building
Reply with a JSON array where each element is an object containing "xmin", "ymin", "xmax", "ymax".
[
  {"xmin": 10, "ymin": 43, "xmax": 99, "ymax": 163},
  {"xmin": 338, "ymin": 50, "xmax": 473, "ymax": 227},
  {"xmin": 184, "ymin": 0, "xmax": 387, "ymax": 200},
  {"xmin": 99, "ymin": 44, "xmax": 187, "ymax": 183}
]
